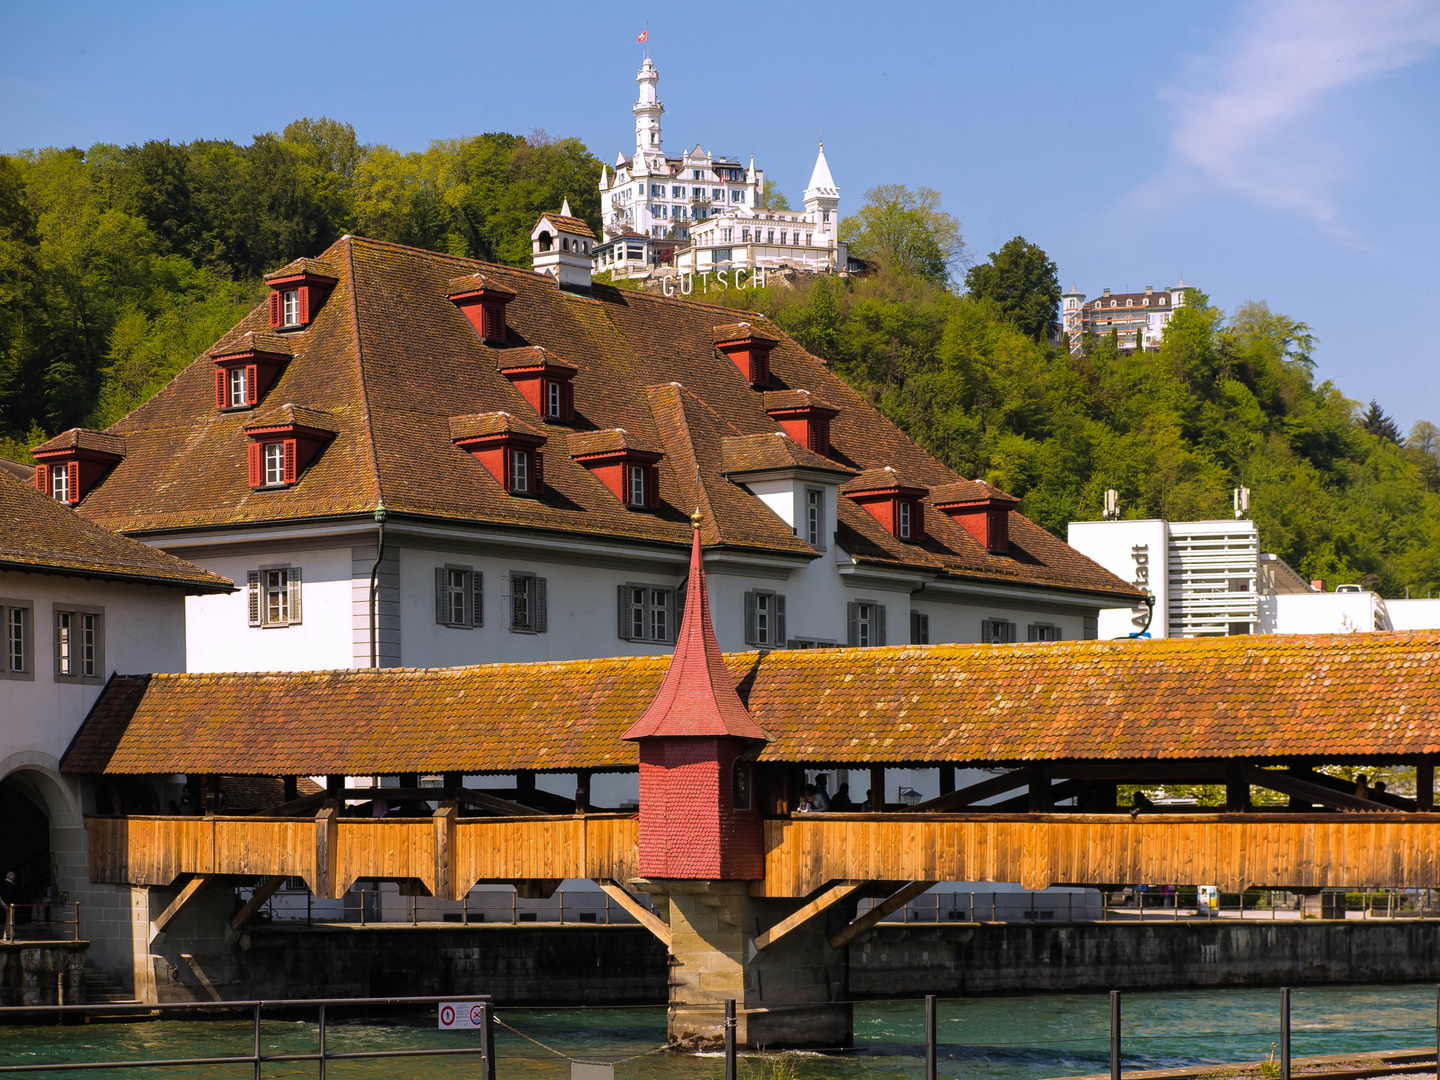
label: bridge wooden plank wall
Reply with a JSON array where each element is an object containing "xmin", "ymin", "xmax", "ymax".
[
  {"xmin": 85, "ymin": 813, "xmax": 639, "ymax": 899},
  {"xmin": 759, "ymin": 814, "xmax": 1440, "ymax": 896}
]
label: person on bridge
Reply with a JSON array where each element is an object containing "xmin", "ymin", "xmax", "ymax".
[
  {"xmin": 830, "ymin": 783, "xmax": 854, "ymax": 812},
  {"xmin": 810, "ymin": 776, "xmax": 831, "ymax": 812}
]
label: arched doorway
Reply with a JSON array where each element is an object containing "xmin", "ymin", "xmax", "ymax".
[{"xmin": 0, "ymin": 774, "xmax": 53, "ymax": 907}]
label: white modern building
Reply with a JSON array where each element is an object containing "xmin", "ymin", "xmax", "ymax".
[
  {"xmin": 594, "ymin": 56, "xmax": 847, "ymax": 280},
  {"xmin": 1068, "ymin": 504, "xmax": 1440, "ymax": 638},
  {"xmin": 1060, "ymin": 278, "xmax": 1192, "ymax": 356}
]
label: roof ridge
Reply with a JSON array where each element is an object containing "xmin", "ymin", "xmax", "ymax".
[
  {"xmin": 646, "ymin": 384, "xmax": 719, "ymax": 542},
  {"xmin": 341, "ymin": 236, "xmax": 385, "ymax": 512}
]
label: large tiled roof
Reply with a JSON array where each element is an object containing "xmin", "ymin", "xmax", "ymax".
[
  {"xmin": 61, "ymin": 632, "xmax": 1440, "ymax": 775},
  {"xmin": 70, "ymin": 235, "xmax": 1136, "ymax": 599},
  {"xmin": 0, "ymin": 472, "xmax": 231, "ymax": 591}
]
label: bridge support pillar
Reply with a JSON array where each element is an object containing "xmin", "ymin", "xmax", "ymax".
[{"xmin": 647, "ymin": 880, "xmax": 853, "ymax": 1049}]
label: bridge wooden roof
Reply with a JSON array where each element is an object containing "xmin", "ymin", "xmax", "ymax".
[{"xmin": 61, "ymin": 632, "xmax": 1440, "ymax": 777}]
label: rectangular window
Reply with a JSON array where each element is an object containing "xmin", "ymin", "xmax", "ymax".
[
  {"xmin": 981, "ymin": 618, "xmax": 1016, "ymax": 644},
  {"xmin": 229, "ymin": 366, "xmax": 249, "ymax": 408},
  {"xmin": 511, "ymin": 450, "xmax": 528, "ymax": 493},
  {"xmin": 510, "ymin": 572, "xmax": 548, "ymax": 634},
  {"xmin": 282, "ymin": 289, "xmax": 300, "ymax": 326},
  {"xmin": 898, "ymin": 501, "xmax": 912, "ymax": 539},
  {"xmin": 546, "ymin": 381, "xmax": 562, "ymax": 419},
  {"xmin": 805, "ymin": 233, "xmax": 812, "ymax": 246},
  {"xmin": 822, "ymin": 210, "xmax": 830, "ymax": 223},
  {"xmin": 247, "ymin": 567, "xmax": 302, "ymax": 628},
  {"xmin": 713, "ymin": 188, "xmax": 723, "ymax": 199},
  {"xmin": 910, "ymin": 611, "xmax": 930, "ymax": 645},
  {"xmin": 435, "ymin": 566, "xmax": 482, "ymax": 628},
  {"xmin": 780, "ymin": 231, "xmax": 787, "ymax": 245},
  {"xmin": 805, "ymin": 488, "xmax": 824, "ymax": 548},
  {"xmin": 55, "ymin": 607, "xmax": 102, "ymax": 681},
  {"xmin": 56, "ymin": 610, "xmax": 72, "ymax": 675},
  {"xmin": 741, "ymin": 228, "xmax": 750, "ymax": 242},
  {"xmin": 847, "ymin": 601, "xmax": 887, "ymax": 647},
  {"xmin": 51, "ymin": 466, "xmax": 68, "ymax": 503},
  {"xmin": 619, "ymin": 585, "xmax": 674, "ymax": 644},
  {"xmin": 264, "ymin": 442, "xmax": 285, "ymax": 486},
  {"xmin": 628, "ymin": 465, "xmax": 646, "ymax": 507},
  {"xmin": 1027, "ymin": 623, "xmax": 1062, "ymax": 642},
  {"xmin": 744, "ymin": 590, "xmax": 785, "ymax": 648},
  {"xmin": 767, "ymin": 230, "xmax": 775, "ymax": 242},
  {"xmin": 3, "ymin": 603, "xmax": 31, "ymax": 678}
]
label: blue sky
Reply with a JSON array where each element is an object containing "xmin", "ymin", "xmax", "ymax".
[{"xmin": 4, "ymin": 1, "xmax": 1438, "ymax": 426}]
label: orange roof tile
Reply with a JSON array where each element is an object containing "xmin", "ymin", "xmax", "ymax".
[
  {"xmin": 61, "ymin": 632, "xmax": 1440, "ymax": 775},
  {"xmin": 32, "ymin": 428, "xmax": 126, "ymax": 459},
  {"xmin": 264, "ymin": 258, "xmax": 339, "ymax": 283}
]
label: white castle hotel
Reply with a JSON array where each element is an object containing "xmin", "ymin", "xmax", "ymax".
[{"xmin": 595, "ymin": 56, "xmax": 848, "ymax": 281}]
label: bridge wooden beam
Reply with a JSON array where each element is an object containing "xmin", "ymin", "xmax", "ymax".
[
  {"xmin": 754, "ymin": 882, "xmax": 864, "ymax": 952},
  {"xmin": 1242, "ymin": 765, "xmax": 1400, "ymax": 813},
  {"xmin": 828, "ymin": 881, "xmax": 936, "ymax": 949},
  {"xmin": 151, "ymin": 875, "xmax": 210, "ymax": 942},
  {"xmin": 910, "ymin": 769, "xmax": 1027, "ymax": 812},
  {"xmin": 230, "ymin": 876, "xmax": 286, "ymax": 931},
  {"xmin": 599, "ymin": 880, "xmax": 670, "ymax": 948}
]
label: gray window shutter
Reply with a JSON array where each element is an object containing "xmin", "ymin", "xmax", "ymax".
[
  {"xmin": 1005, "ymin": 620, "xmax": 1016, "ymax": 643},
  {"xmin": 744, "ymin": 591, "xmax": 757, "ymax": 646},
  {"xmin": 247, "ymin": 571, "xmax": 261, "ymax": 627},
  {"xmin": 436, "ymin": 568, "xmax": 449, "ymax": 625},
  {"xmin": 1083, "ymin": 615, "xmax": 1098, "ymax": 640},
  {"xmin": 981, "ymin": 618, "xmax": 992, "ymax": 643},
  {"xmin": 617, "ymin": 585, "xmax": 632, "ymax": 640},
  {"xmin": 774, "ymin": 595, "xmax": 786, "ymax": 647},
  {"xmin": 287, "ymin": 567, "xmax": 303, "ymax": 625},
  {"xmin": 1052, "ymin": 628, "xmax": 1063, "ymax": 641},
  {"xmin": 847, "ymin": 601, "xmax": 858, "ymax": 647},
  {"xmin": 876, "ymin": 604, "xmax": 887, "ymax": 646},
  {"xmin": 1027, "ymin": 623, "xmax": 1039, "ymax": 642},
  {"xmin": 535, "ymin": 577, "xmax": 548, "ymax": 633},
  {"xmin": 472, "ymin": 571, "xmax": 483, "ymax": 627}
]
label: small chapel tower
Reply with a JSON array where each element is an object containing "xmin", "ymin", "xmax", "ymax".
[
  {"xmin": 634, "ymin": 57, "xmax": 665, "ymax": 165},
  {"xmin": 803, "ymin": 143, "xmax": 842, "ymax": 257},
  {"xmin": 530, "ymin": 200, "xmax": 596, "ymax": 291},
  {"xmin": 624, "ymin": 510, "xmax": 768, "ymax": 879}
]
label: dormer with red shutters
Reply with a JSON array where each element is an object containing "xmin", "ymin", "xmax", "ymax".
[
  {"xmin": 764, "ymin": 389, "xmax": 840, "ymax": 457},
  {"xmin": 569, "ymin": 429, "xmax": 664, "ymax": 511},
  {"xmin": 714, "ymin": 322, "xmax": 778, "ymax": 390},
  {"xmin": 242, "ymin": 405, "xmax": 337, "ymax": 490},
  {"xmin": 449, "ymin": 412, "xmax": 547, "ymax": 497},
  {"xmin": 932, "ymin": 480, "xmax": 1020, "ymax": 554},
  {"xmin": 499, "ymin": 347, "xmax": 578, "ymax": 424},
  {"xmin": 841, "ymin": 467, "xmax": 928, "ymax": 543},
  {"xmin": 31, "ymin": 429, "xmax": 125, "ymax": 506},
  {"xmin": 210, "ymin": 332, "xmax": 293, "ymax": 411},
  {"xmin": 446, "ymin": 272, "xmax": 517, "ymax": 346},
  {"xmin": 264, "ymin": 258, "xmax": 338, "ymax": 331}
]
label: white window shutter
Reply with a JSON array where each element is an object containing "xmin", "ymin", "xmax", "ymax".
[
  {"xmin": 247, "ymin": 571, "xmax": 260, "ymax": 627},
  {"xmin": 288, "ymin": 567, "xmax": 303, "ymax": 625},
  {"xmin": 435, "ymin": 568, "xmax": 448, "ymax": 625},
  {"xmin": 472, "ymin": 571, "xmax": 483, "ymax": 628},
  {"xmin": 535, "ymin": 577, "xmax": 548, "ymax": 633}
]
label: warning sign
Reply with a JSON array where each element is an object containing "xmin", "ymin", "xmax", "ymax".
[{"xmin": 438, "ymin": 1002, "xmax": 487, "ymax": 1030}]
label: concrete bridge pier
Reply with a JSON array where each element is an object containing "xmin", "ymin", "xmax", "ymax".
[{"xmin": 648, "ymin": 880, "xmax": 855, "ymax": 1049}]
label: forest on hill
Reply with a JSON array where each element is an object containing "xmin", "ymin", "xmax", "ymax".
[{"xmin": 1, "ymin": 120, "xmax": 1438, "ymax": 597}]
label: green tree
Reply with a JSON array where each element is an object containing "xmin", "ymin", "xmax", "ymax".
[
  {"xmin": 761, "ymin": 180, "xmax": 790, "ymax": 210},
  {"xmin": 840, "ymin": 184, "xmax": 964, "ymax": 286},
  {"xmin": 1361, "ymin": 400, "xmax": 1402, "ymax": 443},
  {"xmin": 963, "ymin": 236, "xmax": 1060, "ymax": 342}
]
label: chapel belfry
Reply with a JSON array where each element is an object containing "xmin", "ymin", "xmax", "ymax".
[{"xmin": 633, "ymin": 57, "xmax": 664, "ymax": 163}]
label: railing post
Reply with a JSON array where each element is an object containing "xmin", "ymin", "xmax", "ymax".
[
  {"xmin": 74, "ymin": 901, "xmax": 81, "ymax": 942},
  {"xmin": 1280, "ymin": 987, "xmax": 1291, "ymax": 1080},
  {"xmin": 4, "ymin": 902, "xmax": 12, "ymax": 943},
  {"xmin": 925, "ymin": 994, "xmax": 937, "ymax": 1080},
  {"xmin": 725, "ymin": 998, "xmax": 737, "ymax": 1080},
  {"xmin": 480, "ymin": 1002, "xmax": 496, "ymax": 1080},
  {"xmin": 1110, "ymin": 990, "xmax": 1122, "ymax": 1080},
  {"xmin": 317, "ymin": 1002, "xmax": 327, "ymax": 1080},
  {"xmin": 253, "ymin": 1001, "xmax": 262, "ymax": 1080}
]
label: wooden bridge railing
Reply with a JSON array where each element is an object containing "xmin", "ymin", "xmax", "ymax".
[
  {"xmin": 758, "ymin": 812, "xmax": 1440, "ymax": 897},
  {"xmin": 85, "ymin": 812, "xmax": 639, "ymax": 899}
]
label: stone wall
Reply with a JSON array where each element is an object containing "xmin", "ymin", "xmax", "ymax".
[
  {"xmin": 849, "ymin": 921, "xmax": 1440, "ymax": 996},
  {"xmin": 0, "ymin": 942, "xmax": 86, "ymax": 1006}
]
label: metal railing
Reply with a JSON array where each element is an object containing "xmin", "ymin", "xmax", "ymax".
[
  {"xmin": 1, "ymin": 903, "xmax": 80, "ymax": 943},
  {"xmin": 0, "ymin": 995, "xmax": 495, "ymax": 1077},
  {"xmin": 241, "ymin": 883, "xmax": 653, "ymax": 928}
]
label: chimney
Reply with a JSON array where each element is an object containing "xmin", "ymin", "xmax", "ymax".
[
  {"xmin": 1311, "ymin": 579, "xmax": 1326, "ymax": 593},
  {"xmin": 1145, "ymin": 285, "xmax": 1153, "ymax": 294},
  {"xmin": 1102, "ymin": 288, "xmax": 1111, "ymax": 297}
]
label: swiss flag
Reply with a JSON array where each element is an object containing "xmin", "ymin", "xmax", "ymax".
[{"xmin": 637, "ymin": 30, "xmax": 647, "ymax": 42}]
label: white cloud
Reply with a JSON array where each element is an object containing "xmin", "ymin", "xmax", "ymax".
[{"xmin": 1162, "ymin": 0, "xmax": 1440, "ymax": 234}]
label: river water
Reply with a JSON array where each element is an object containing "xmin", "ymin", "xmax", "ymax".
[{"xmin": 1, "ymin": 983, "xmax": 1436, "ymax": 1079}]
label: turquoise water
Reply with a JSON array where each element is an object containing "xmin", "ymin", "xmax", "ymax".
[{"xmin": 0, "ymin": 984, "xmax": 1436, "ymax": 1078}]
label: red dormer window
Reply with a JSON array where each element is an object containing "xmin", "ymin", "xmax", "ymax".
[
  {"xmin": 570, "ymin": 430, "xmax": 663, "ymax": 511},
  {"xmin": 211, "ymin": 337, "xmax": 290, "ymax": 411},
  {"xmin": 447, "ymin": 274, "xmax": 517, "ymax": 346},
  {"xmin": 841, "ymin": 469, "xmax": 928, "ymax": 543},
  {"xmin": 499, "ymin": 348, "xmax": 577, "ymax": 424},
  {"xmin": 31, "ymin": 429, "xmax": 126, "ymax": 506},
  {"xmin": 264, "ymin": 260, "xmax": 338, "ymax": 331},
  {"xmin": 932, "ymin": 481, "xmax": 1020, "ymax": 554},
  {"xmin": 714, "ymin": 322, "xmax": 778, "ymax": 390},
  {"xmin": 764, "ymin": 390, "xmax": 840, "ymax": 457},
  {"xmin": 243, "ymin": 407, "xmax": 336, "ymax": 490},
  {"xmin": 450, "ymin": 413, "xmax": 547, "ymax": 497}
]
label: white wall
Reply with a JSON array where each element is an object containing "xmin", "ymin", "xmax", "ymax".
[
  {"xmin": 1067, "ymin": 520, "xmax": 1168, "ymax": 638},
  {"xmin": 185, "ymin": 546, "xmax": 355, "ymax": 672},
  {"xmin": 1263, "ymin": 592, "xmax": 1385, "ymax": 634},
  {"xmin": 1386, "ymin": 599, "xmax": 1440, "ymax": 631}
]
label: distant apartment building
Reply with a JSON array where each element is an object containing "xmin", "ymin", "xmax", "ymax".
[
  {"xmin": 1068, "ymin": 505, "xmax": 1440, "ymax": 638},
  {"xmin": 1060, "ymin": 278, "xmax": 1192, "ymax": 356}
]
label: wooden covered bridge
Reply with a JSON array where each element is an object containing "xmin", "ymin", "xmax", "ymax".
[{"xmin": 58, "ymin": 524, "xmax": 1440, "ymax": 1044}]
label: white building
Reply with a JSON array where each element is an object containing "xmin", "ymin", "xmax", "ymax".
[
  {"xmin": 1060, "ymin": 278, "xmax": 1192, "ymax": 356},
  {"xmin": 1067, "ymin": 505, "xmax": 1440, "ymax": 638},
  {"xmin": 0, "ymin": 468, "xmax": 230, "ymax": 985},
  {"xmin": 594, "ymin": 56, "xmax": 847, "ymax": 280}
]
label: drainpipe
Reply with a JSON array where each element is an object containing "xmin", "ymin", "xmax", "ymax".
[
  {"xmin": 368, "ymin": 501, "xmax": 388, "ymax": 668},
  {"xmin": 1128, "ymin": 593, "xmax": 1157, "ymax": 639}
]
